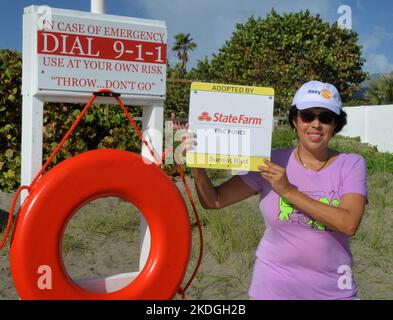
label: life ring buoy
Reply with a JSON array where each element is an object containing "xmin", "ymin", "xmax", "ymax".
[{"xmin": 10, "ymin": 149, "xmax": 191, "ymax": 299}]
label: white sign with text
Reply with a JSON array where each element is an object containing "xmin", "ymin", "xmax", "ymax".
[
  {"xmin": 26, "ymin": 6, "xmax": 167, "ymax": 97},
  {"xmin": 186, "ymin": 82, "xmax": 275, "ymax": 171}
]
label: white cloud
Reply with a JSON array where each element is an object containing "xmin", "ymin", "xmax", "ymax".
[
  {"xmin": 360, "ymin": 26, "xmax": 393, "ymax": 73},
  {"xmin": 364, "ymin": 53, "xmax": 393, "ymax": 73},
  {"xmin": 362, "ymin": 34, "xmax": 381, "ymax": 53},
  {"xmin": 123, "ymin": 0, "xmax": 341, "ymax": 68},
  {"xmin": 359, "ymin": 26, "xmax": 393, "ymax": 54}
]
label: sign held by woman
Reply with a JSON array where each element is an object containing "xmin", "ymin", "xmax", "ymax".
[{"xmin": 186, "ymin": 82, "xmax": 275, "ymax": 171}]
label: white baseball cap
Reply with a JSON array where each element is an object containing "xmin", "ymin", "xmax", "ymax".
[{"xmin": 291, "ymin": 80, "xmax": 343, "ymax": 115}]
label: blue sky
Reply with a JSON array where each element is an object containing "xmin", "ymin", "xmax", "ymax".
[{"xmin": 1, "ymin": 0, "xmax": 393, "ymax": 73}]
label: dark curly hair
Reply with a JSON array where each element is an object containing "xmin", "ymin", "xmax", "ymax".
[{"xmin": 287, "ymin": 106, "xmax": 347, "ymax": 136}]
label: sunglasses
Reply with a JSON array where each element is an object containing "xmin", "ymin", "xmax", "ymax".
[{"xmin": 298, "ymin": 110, "xmax": 336, "ymax": 125}]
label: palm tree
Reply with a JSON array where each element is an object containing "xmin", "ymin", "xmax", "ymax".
[
  {"xmin": 365, "ymin": 72, "xmax": 393, "ymax": 105},
  {"xmin": 171, "ymin": 33, "xmax": 197, "ymax": 72}
]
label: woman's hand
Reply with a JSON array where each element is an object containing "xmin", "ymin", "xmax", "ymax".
[
  {"xmin": 258, "ymin": 160, "xmax": 294, "ymax": 197},
  {"xmin": 180, "ymin": 132, "xmax": 197, "ymax": 157}
]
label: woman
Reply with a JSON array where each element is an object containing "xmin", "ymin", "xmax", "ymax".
[{"xmin": 183, "ymin": 80, "xmax": 368, "ymax": 300}]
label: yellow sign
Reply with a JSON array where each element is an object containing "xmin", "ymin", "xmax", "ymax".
[
  {"xmin": 187, "ymin": 82, "xmax": 275, "ymax": 172},
  {"xmin": 191, "ymin": 82, "xmax": 275, "ymax": 96}
]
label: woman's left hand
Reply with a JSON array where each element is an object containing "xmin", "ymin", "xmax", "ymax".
[{"xmin": 258, "ymin": 160, "xmax": 293, "ymax": 197}]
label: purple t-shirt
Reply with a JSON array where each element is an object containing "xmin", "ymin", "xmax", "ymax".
[{"xmin": 239, "ymin": 147, "xmax": 368, "ymax": 300}]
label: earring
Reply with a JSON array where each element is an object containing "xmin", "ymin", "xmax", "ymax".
[{"xmin": 293, "ymin": 127, "xmax": 297, "ymax": 133}]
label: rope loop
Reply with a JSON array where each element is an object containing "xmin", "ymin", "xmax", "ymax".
[{"xmin": 1, "ymin": 89, "xmax": 203, "ymax": 300}]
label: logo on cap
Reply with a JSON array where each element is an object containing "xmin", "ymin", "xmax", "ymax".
[
  {"xmin": 321, "ymin": 89, "xmax": 333, "ymax": 99},
  {"xmin": 198, "ymin": 112, "xmax": 212, "ymax": 122}
]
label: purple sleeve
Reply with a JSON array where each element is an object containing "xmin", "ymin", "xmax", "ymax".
[
  {"xmin": 238, "ymin": 171, "xmax": 265, "ymax": 193},
  {"xmin": 341, "ymin": 154, "xmax": 368, "ymax": 200}
]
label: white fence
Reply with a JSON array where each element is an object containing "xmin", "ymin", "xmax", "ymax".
[{"xmin": 340, "ymin": 105, "xmax": 393, "ymax": 153}]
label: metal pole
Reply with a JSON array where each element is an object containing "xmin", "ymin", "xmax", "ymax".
[{"xmin": 91, "ymin": 0, "xmax": 105, "ymax": 14}]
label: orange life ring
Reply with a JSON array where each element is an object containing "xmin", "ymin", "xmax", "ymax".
[{"xmin": 10, "ymin": 149, "xmax": 191, "ymax": 299}]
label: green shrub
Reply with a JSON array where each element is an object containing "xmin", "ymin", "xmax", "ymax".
[
  {"xmin": 330, "ymin": 135, "xmax": 393, "ymax": 175},
  {"xmin": 0, "ymin": 50, "xmax": 22, "ymax": 191},
  {"xmin": 272, "ymin": 125, "xmax": 296, "ymax": 148}
]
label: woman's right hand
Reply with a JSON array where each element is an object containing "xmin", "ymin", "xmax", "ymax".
[{"xmin": 180, "ymin": 132, "xmax": 197, "ymax": 157}]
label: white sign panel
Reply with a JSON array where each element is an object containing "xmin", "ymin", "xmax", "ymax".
[
  {"xmin": 26, "ymin": 6, "xmax": 166, "ymax": 97},
  {"xmin": 186, "ymin": 82, "xmax": 275, "ymax": 171}
]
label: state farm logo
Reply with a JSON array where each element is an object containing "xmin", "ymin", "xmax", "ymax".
[
  {"xmin": 197, "ymin": 112, "xmax": 262, "ymax": 125},
  {"xmin": 198, "ymin": 112, "xmax": 212, "ymax": 122}
]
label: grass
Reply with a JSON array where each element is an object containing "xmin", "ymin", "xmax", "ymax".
[
  {"xmin": 62, "ymin": 233, "xmax": 89, "ymax": 256},
  {"xmin": 202, "ymin": 203, "xmax": 262, "ymax": 265},
  {"xmin": 61, "ymin": 197, "xmax": 141, "ymax": 255},
  {"xmin": 352, "ymin": 170, "xmax": 393, "ymax": 254},
  {"xmin": 77, "ymin": 200, "xmax": 140, "ymax": 237},
  {"xmin": 59, "ymin": 198, "xmax": 143, "ymax": 283}
]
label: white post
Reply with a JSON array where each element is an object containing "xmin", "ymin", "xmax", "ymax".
[
  {"xmin": 89, "ymin": 0, "xmax": 163, "ymax": 274},
  {"xmin": 90, "ymin": 0, "xmax": 105, "ymax": 14},
  {"xmin": 21, "ymin": 95, "xmax": 44, "ymax": 189},
  {"xmin": 90, "ymin": 0, "xmax": 154, "ymax": 276},
  {"xmin": 139, "ymin": 102, "xmax": 164, "ymax": 270},
  {"xmin": 21, "ymin": 7, "xmax": 44, "ymax": 202},
  {"xmin": 91, "ymin": 0, "xmax": 105, "ymax": 14}
]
